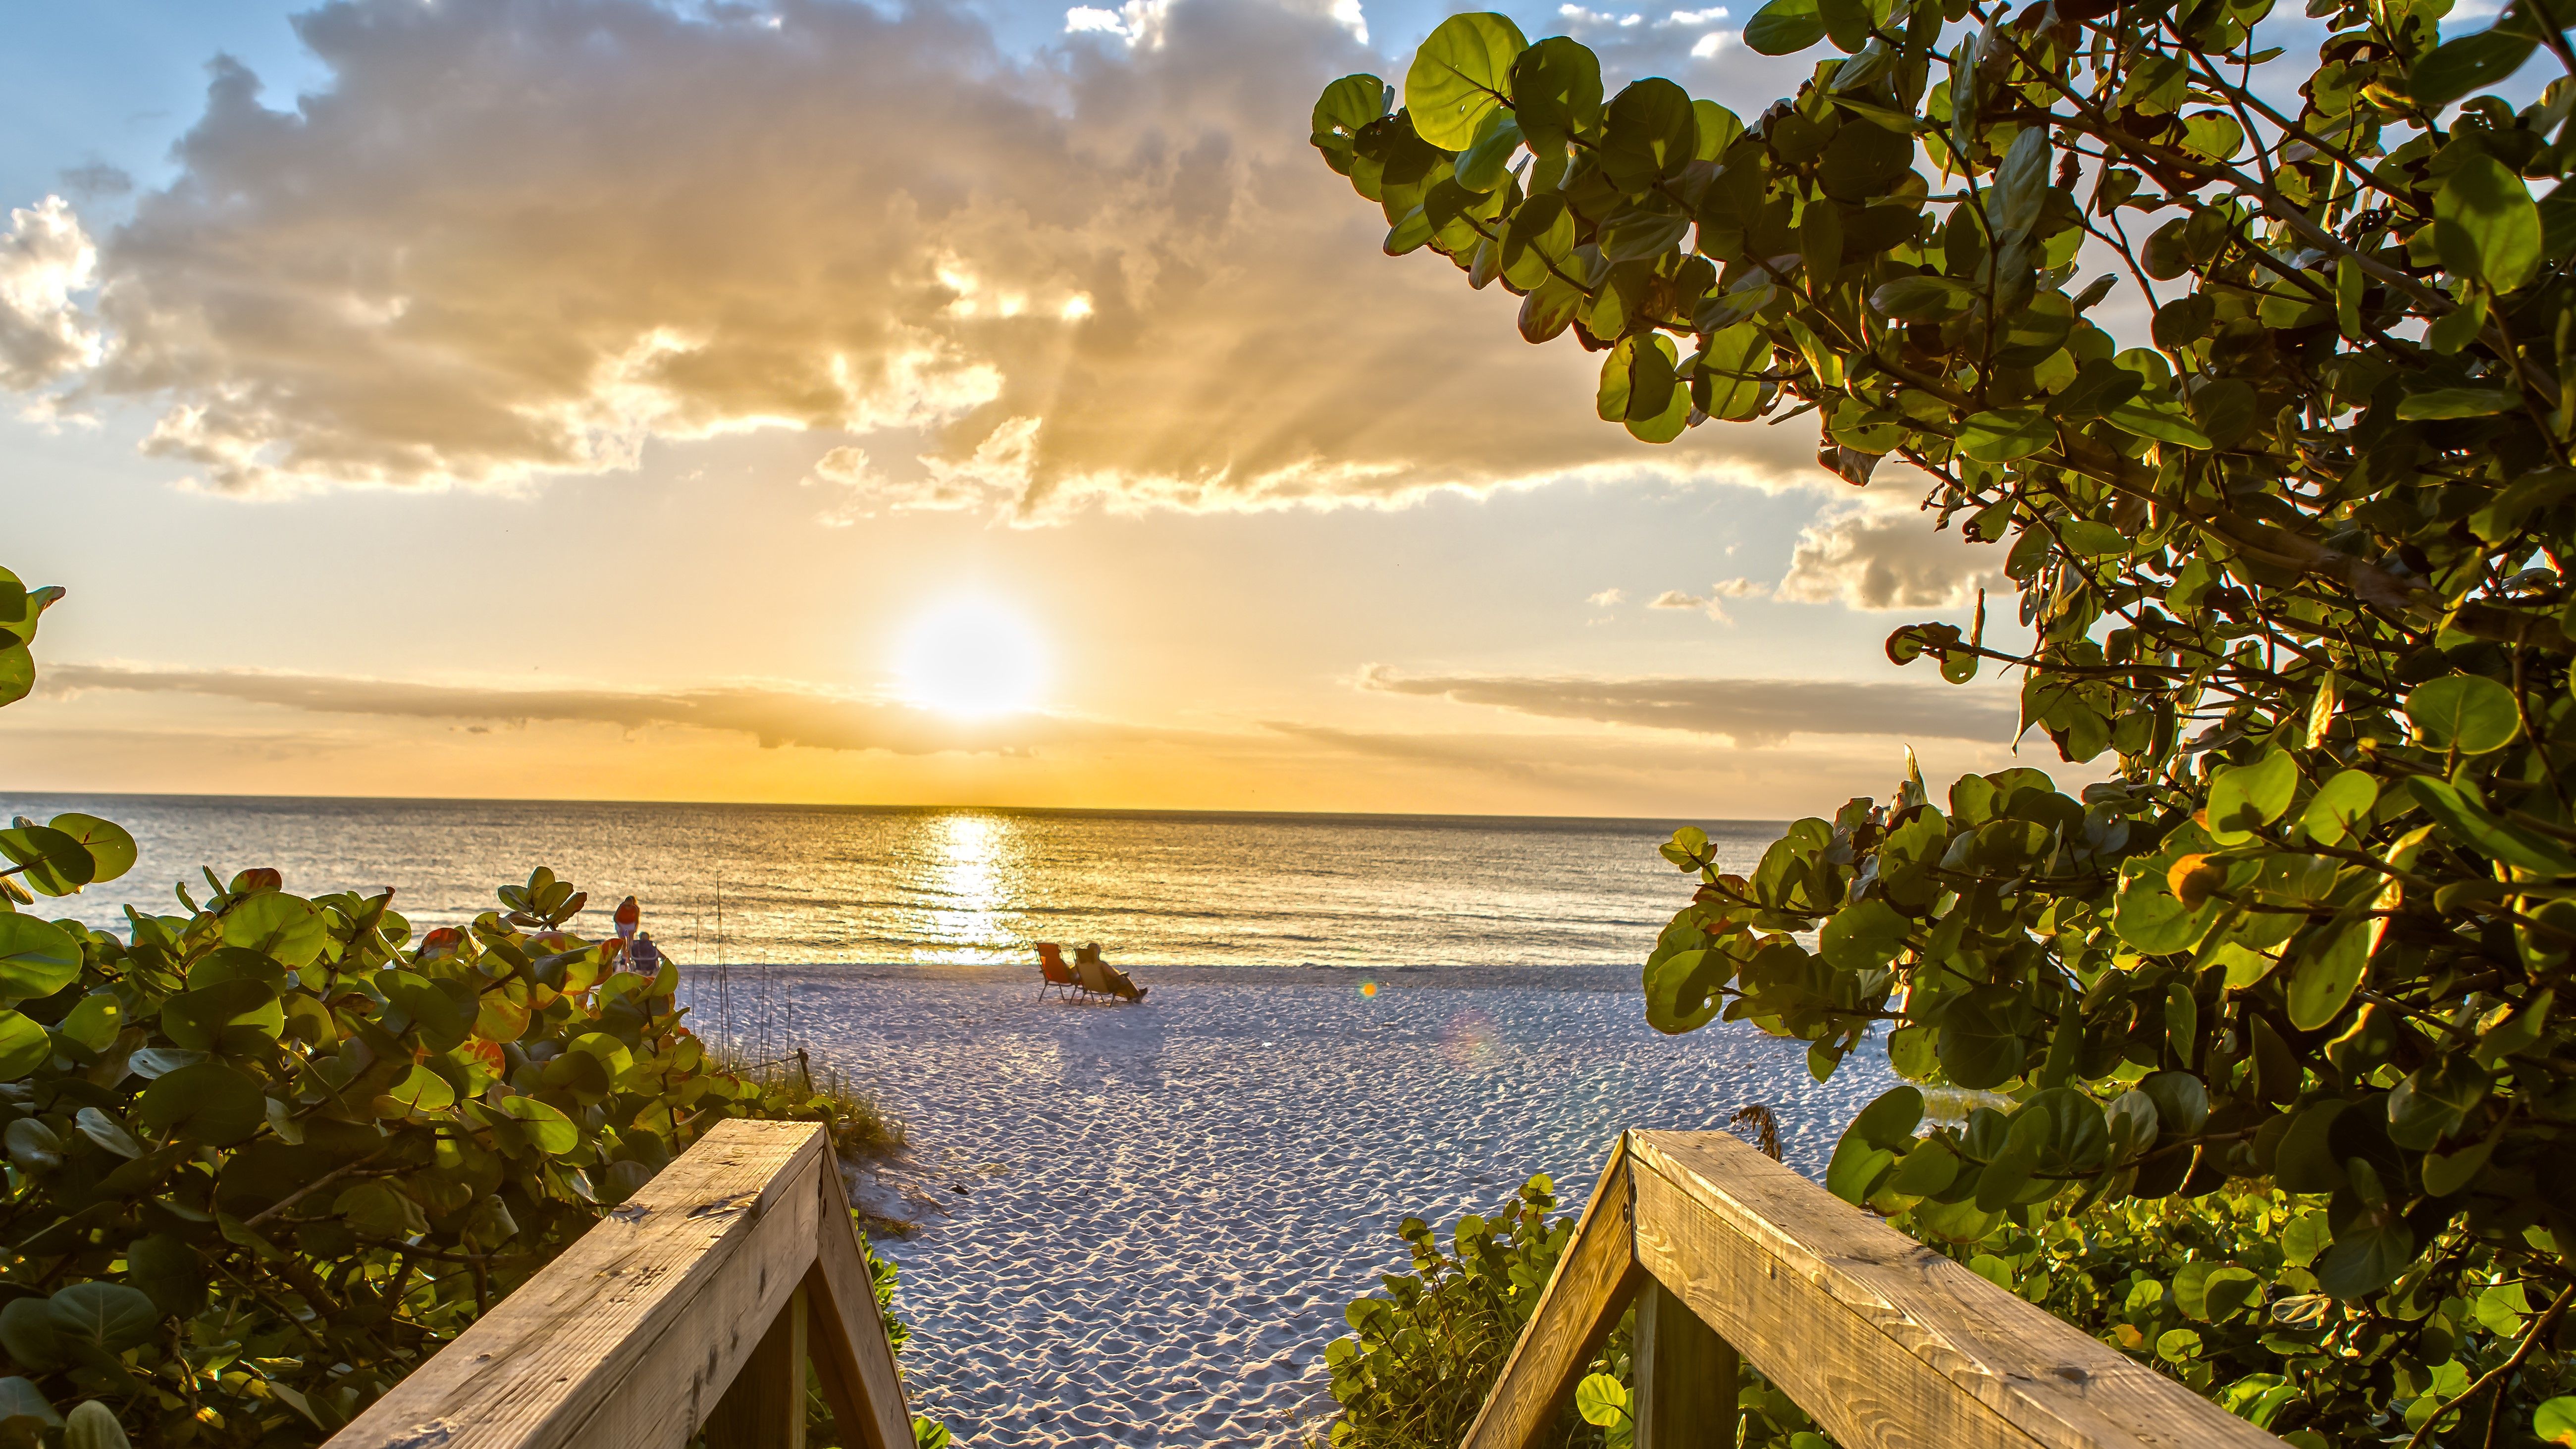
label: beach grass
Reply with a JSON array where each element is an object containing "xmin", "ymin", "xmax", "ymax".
[{"xmin": 707, "ymin": 1040, "xmax": 909, "ymax": 1158}]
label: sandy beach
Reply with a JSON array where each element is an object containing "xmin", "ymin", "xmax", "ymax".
[{"xmin": 710, "ymin": 964, "xmax": 1893, "ymax": 1447}]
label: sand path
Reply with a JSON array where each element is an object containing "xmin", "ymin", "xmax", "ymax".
[{"xmin": 726, "ymin": 965, "xmax": 1890, "ymax": 1447}]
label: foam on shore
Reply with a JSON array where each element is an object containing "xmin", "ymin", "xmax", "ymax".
[{"xmin": 694, "ymin": 965, "xmax": 1890, "ymax": 1447}]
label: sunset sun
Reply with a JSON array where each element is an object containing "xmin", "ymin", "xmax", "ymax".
[{"xmin": 894, "ymin": 599, "xmax": 1047, "ymax": 719}]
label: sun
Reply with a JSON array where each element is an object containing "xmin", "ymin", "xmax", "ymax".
[{"xmin": 894, "ymin": 599, "xmax": 1048, "ymax": 718}]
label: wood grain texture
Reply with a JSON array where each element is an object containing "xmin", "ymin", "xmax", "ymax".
[
  {"xmin": 809, "ymin": 1159, "xmax": 914, "ymax": 1449},
  {"xmin": 1628, "ymin": 1131, "xmax": 2280, "ymax": 1449},
  {"xmin": 707, "ymin": 1284, "xmax": 806, "ymax": 1449},
  {"xmin": 1633, "ymin": 1276, "xmax": 1734, "ymax": 1449},
  {"xmin": 324, "ymin": 1118, "xmax": 828, "ymax": 1449},
  {"xmin": 1458, "ymin": 1142, "xmax": 1645, "ymax": 1449}
]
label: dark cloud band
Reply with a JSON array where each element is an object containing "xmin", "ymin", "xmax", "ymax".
[{"xmin": 1356, "ymin": 666, "xmax": 2016, "ymax": 747}]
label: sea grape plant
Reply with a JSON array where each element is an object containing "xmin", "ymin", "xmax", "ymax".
[
  {"xmin": 0, "ymin": 569, "xmax": 917, "ymax": 1449},
  {"xmin": 1323, "ymin": 1174, "xmax": 1633, "ymax": 1449},
  {"xmin": 1319, "ymin": 0, "xmax": 2576, "ymax": 1438}
]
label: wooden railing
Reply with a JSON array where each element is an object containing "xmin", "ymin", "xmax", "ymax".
[
  {"xmin": 1464, "ymin": 1130, "xmax": 2282, "ymax": 1449},
  {"xmin": 324, "ymin": 1119, "xmax": 911, "ymax": 1449}
]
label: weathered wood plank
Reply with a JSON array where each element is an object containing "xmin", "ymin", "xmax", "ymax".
[
  {"xmin": 707, "ymin": 1283, "xmax": 807, "ymax": 1449},
  {"xmin": 1458, "ymin": 1141, "xmax": 1645, "ymax": 1449},
  {"xmin": 1632, "ymin": 1276, "xmax": 1734, "ymax": 1449},
  {"xmin": 809, "ymin": 1158, "xmax": 913, "ymax": 1449},
  {"xmin": 325, "ymin": 1118, "xmax": 827, "ymax": 1449},
  {"xmin": 1629, "ymin": 1130, "xmax": 2279, "ymax": 1449}
]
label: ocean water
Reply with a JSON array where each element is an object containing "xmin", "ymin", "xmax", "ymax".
[{"xmin": 3, "ymin": 794, "xmax": 1786, "ymax": 969}]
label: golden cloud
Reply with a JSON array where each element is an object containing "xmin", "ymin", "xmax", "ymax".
[{"xmin": 14, "ymin": 0, "xmax": 1819, "ymax": 517}]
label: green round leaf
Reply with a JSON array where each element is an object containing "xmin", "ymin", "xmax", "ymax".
[
  {"xmin": 1598, "ymin": 78, "xmax": 1697, "ymax": 194},
  {"xmin": 2437, "ymin": 152, "xmax": 2543, "ymax": 293},
  {"xmin": 2414, "ymin": 28, "xmax": 2539, "ymax": 109},
  {"xmin": 2536, "ymin": 1396, "xmax": 2576, "ymax": 1446},
  {"xmin": 45, "ymin": 1283, "xmax": 159, "ymax": 1353},
  {"xmin": 44, "ymin": 816, "xmax": 134, "ymax": 884},
  {"xmin": 2206, "ymin": 750, "xmax": 2298, "ymax": 841},
  {"xmin": 1573, "ymin": 1373, "xmax": 1629, "ymax": 1429},
  {"xmin": 136, "ymin": 1063, "xmax": 266, "ymax": 1145},
  {"xmin": 1959, "ymin": 408, "xmax": 2054, "ymax": 463},
  {"xmin": 0, "ymin": 827, "xmax": 93, "ymax": 898},
  {"xmin": 0, "ymin": 916, "xmax": 79, "ymax": 1002},
  {"xmin": 0, "ymin": 1013, "xmax": 48, "ymax": 1086},
  {"xmin": 499, "ymin": 1095, "xmax": 580, "ymax": 1156},
  {"xmin": 1404, "ymin": 12, "xmax": 1527, "ymax": 150},
  {"xmin": 1742, "ymin": 0, "xmax": 1828, "ymax": 55},
  {"xmin": 1506, "ymin": 37, "xmax": 1603, "ymax": 142},
  {"xmin": 1310, "ymin": 73, "xmax": 1389, "ymax": 176},
  {"xmin": 2287, "ymin": 912, "xmax": 2374, "ymax": 1032},
  {"xmin": 2300, "ymin": 769, "xmax": 2380, "ymax": 845},
  {"xmin": 218, "ymin": 891, "xmax": 327, "ymax": 968},
  {"xmin": 2407, "ymin": 673, "xmax": 2522, "ymax": 754},
  {"xmin": 63, "ymin": 1399, "xmax": 131, "ymax": 1449}
]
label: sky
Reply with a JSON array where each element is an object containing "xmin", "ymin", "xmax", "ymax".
[{"xmin": 0, "ymin": 0, "xmax": 2043, "ymax": 818}]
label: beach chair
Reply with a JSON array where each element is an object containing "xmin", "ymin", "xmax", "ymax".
[
  {"xmin": 1075, "ymin": 942, "xmax": 1147, "ymax": 1003},
  {"xmin": 1036, "ymin": 942, "xmax": 1085, "ymax": 1001}
]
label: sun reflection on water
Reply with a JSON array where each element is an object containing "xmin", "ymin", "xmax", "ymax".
[{"xmin": 915, "ymin": 813, "xmax": 1021, "ymax": 962}]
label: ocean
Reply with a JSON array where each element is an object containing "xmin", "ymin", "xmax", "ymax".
[{"xmin": 5, "ymin": 794, "xmax": 1787, "ymax": 970}]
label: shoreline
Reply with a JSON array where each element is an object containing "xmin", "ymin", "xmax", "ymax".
[{"xmin": 678, "ymin": 961, "xmax": 1648, "ymax": 990}]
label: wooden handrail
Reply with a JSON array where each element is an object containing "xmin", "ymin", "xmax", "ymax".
[
  {"xmin": 324, "ymin": 1118, "xmax": 911, "ymax": 1449},
  {"xmin": 1463, "ymin": 1130, "xmax": 2282, "ymax": 1449}
]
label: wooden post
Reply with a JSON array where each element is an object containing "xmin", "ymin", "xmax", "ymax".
[
  {"xmin": 706, "ymin": 1283, "xmax": 808, "ymax": 1449},
  {"xmin": 1633, "ymin": 1277, "xmax": 1736, "ymax": 1449}
]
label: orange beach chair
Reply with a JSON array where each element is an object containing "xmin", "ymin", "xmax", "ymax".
[{"xmin": 1035, "ymin": 942, "xmax": 1085, "ymax": 1001}]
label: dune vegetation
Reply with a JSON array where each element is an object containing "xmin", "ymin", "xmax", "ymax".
[{"xmin": 0, "ymin": 568, "xmax": 927, "ymax": 1448}]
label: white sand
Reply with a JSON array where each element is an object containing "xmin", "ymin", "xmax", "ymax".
[{"xmin": 713, "ymin": 965, "xmax": 1892, "ymax": 1447}]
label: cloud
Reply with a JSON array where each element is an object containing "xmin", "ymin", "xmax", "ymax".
[
  {"xmin": 39, "ymin": 662, "xmax": 1167, "ymax": 756},
  {"xmin": 0, "ymin": 198, "xmax": 100, "ymax": 391},
  {"xmin": 55, "ymin": 165, "xmax": 133, "ymax": 201},
  {"xmin": 11, "ymin": 0, "xmax": 1811, "ymax": 514},
  {"xmin": 1357, "ymin": 665, "xmax": 2013, "ymax": 746},
  {"xmin": 1645, "ymin": 575, "xmax": 1766, "ymax": 622},
  {"xmin": 1776, "ymin": 502, "xmax": 2011, "ymax": 611},
  {"xmin": 1586, "ymin": 587, "xmax": 1625, "ymax": 607}
]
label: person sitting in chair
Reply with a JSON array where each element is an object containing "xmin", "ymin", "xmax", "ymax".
[{"xmin": 1076, "ymin": 942, "xmax": 1148, "ymax": 1002}]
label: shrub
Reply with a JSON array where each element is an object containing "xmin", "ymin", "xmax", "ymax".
[
  {"xmin": 0, "ymin": 566, "xmax": 929, "ymax": 1447},
  {"xmin": 1314, "ymin": 0, "xmax": 2576, "ymax": 1437},
  {"xmin": 1322, "ymin": 1174, "xmax": 1626, "ymax": 1449}
]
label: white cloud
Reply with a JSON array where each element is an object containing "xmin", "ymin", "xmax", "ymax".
[
  {"xmin": 1586, "ymin": 587, "xmax": 1626, "ymax": 607},
  {"xmin": 1689, "ymin": 30, "xmax": 1728, "ymax": 57},
  {"xmin": 1776, "ymin": 501, "xmax": 2010, "ymax": 611},
  {"xmin": 1063, "ymin": 0, "xmax": 1173, "ymax": 44},
  {"xmin": 8, "ymin": 0, "xmax": 1808, "ymax": 515},
  {"xmin": 0, "ymin": 197, "xmax": 100, "ymax": 391},
  {"xmin": 1647, "ymin": 576, "xmax": 1765, "ymax": 622}
]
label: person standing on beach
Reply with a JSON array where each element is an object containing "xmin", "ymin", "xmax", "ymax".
[{"xmin": 613, "ymin": 895, "xmax": 640, "ymax": 943}]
